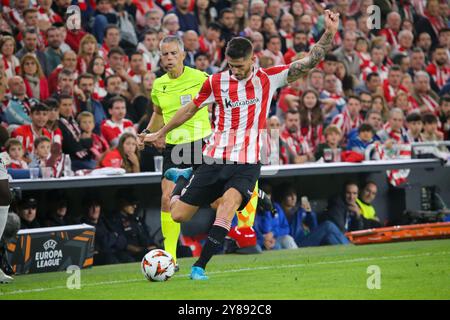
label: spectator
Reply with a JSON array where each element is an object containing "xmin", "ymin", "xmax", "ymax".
[
  {"xmin": 77, "ymin": 111, "xmax": 109, "ymax": 163},
  {"xmin": 77, "ymin": 34, "xmax": 99, "ymax": 74},
  {"xmin": 44, "ymin": 27, "xmax": 64, "ymax": 74},
  {"xmin": 101, "ymin": 96, "xmax": 136, "ymax": 147},
  {"xmin": 307, "ymin": 68, "xmax": 324, "ymax": 93},
  {"xmin": 28, "ymin": 136, "xmax": 52, "ymax": 170},
  {"xmin": 170, "ymin": 0, "xmax": 199, "ymax": 34},
  {"xmin": 415, "ymin": 0, "xmax": 447, "ymax": 47},
  {"xmin": 390, "ymin": 30, "xmax": 414, "ymax": 59},
  {"xmin": 137, "ymin": 29, "xmax": 161, "ymax": 73},
  {"xmin": 393, "ymin": 90, "xmax": 415, "ymax": 116},
  {"xmin": 322, "ymin": 181, "xmax": 365, "ymax": 233},
  {"xmin": 99, "ymin": 132, "xmax": 140, "ymax": 173},
  {"xmin": 19, "ymin": 54, "xmax": 49, "ymax": 101},
  {"xmin": 299, "ymin": 89, "xmax": 324, "ymax": 152},
  {"xmin": 278, "ymin": 12, "xmax": 295, "ymax": 52},
  {"xmin": 346, "ymin": 123, "xmax": 376, "ymax": 156},
  {"xmin": 355, "ymin": 72, "xmax": 382, "ymax": 96},
  {"xmin": 140, "ymin": 8, "xmax": 164, "ymax": 32},
  {"xmin": 43, "ymin": 98, "xmax": 63, "ymax": 147},
  {"xmin": 277, "ymin": 184, "xmax": 350, "ymax": 247},
  {"xmin": 426, "ymin": 46, "xmax": 450, "ymax": 92},
  {"xmin": 406, "ymin": 112, "xmax": 424, "ymax": 143},
  {"xmin": 109, "ymin": 192, "xmax": 157, "ymax": 261},
  {"xmin": 58, "ymin": 94, "xmax": 96, "ymax": 170},
  {"xmin": 16, "ymin": 197, "xmax": 40, "ymax": 229},
  {"xmin": 315, "ymin": 125, "xmax": 343, "ymax": 161},
  {"xmin": 280, "ymin": 109, "xmax": 314, "ymax": 164},
  {"xmin": 408, "ymin": 48, "xmax": 427, "ymax": 81},
  {"xmin": 241, "ymin": 14, "xmax": 262, "ymax": 38},
  {"xmin": 161, "ymin": 13, "xmax": 181, "ymax": 37},
  {"xmin": 48, "ymin": 50, "xmax": 78, "ymax": 94},
  {"xmin": 331, "ymin": 95, "xmax": 363, "ymax": 144},
  {"xmin": 335, "ymin": 60, "xmax": 357, "ymax": 97},
  {"xmin": 11, "ymin": 103, "xmax": 51, "ymax": 157},
  {"xmin": 410, "ymin": 71, "xmax": 440, "ymax": 115},
  {"xmin": 371, "ymin": 94, "xmax": 389, "ymax": 122},
  {"xmin": 16, "ymin": 28, "xmax": 48, "ymax": 76},
  {"xmin": 361, "ymin": 46, "xmax": 388, "ymax": 82},
  {"xmin": 76, "ymin": 73, "xmax": 107, "ymax": 134},
  {"xmin": 0, "ymin": 36, "xmax": 20, "ymax": 78},
  {"xmin": 284, "ymin": 30, "xmax": 310, "ymax": 65},
  {"xmin": 80, "ymin": 197, "xmax": 131, "ymax": 265},
  {"xmin": 5, "ymin": 138, "xmax": 28, "ymax": 169},
  {"xmin": 379, "ymin": 11, "xmax": 402, "ymax": 47},
  {"xmin": 416, "ymin": 32, "xmax": 433, "ymax": 62},
  {"xmin": 183, "ymin": 30, "xmax": 200, "ymax": 68},
  {"xmin": 377, "ymin": 108, "xmax": 410, "ymax": 145},
  {"xmin": 356, "ymin": 181, "xmax": 383, "ymax": 228},
  {"xmin": 99, "ymin": 25, "xmax": 121, "ymax": 58},
  {"xmin": 321, "ymin": 73, "xmax": 347, "ymax": 126},
  {"xmin": 254, "ymin": 186, "xmax": 298, "ymax": 251},
  {"xmin": 199, "ymin": 22, "xmax": 222, "ymax": 69},
  {"xmin": 194, "ymin": 52, "xmax": 214, "ymax": 75},
  {"xmin": 262, "ymin": 35, "xmax": 285, "ymax": 66},
  {"xmin": 92, "ymin": 1, "xmax": 118, "ymax": 45},
  {"xmin": 420, "ymin": 113, "xmax": 445, "ymax": 145},
  {"xmin": 359, "ymin": 91, "xmax": 373, "ymax": 118},
  {"xmin": 333, "ymin": 31, "xmax": 362, "ymax": 78},
  {"xmin": 383, "ymin": 65, "xmax": 408, "ymax": 106},
  {"xmin": 87, "ymin": 56, "xmax": 108, "ymax": 101},
  {"xmin": 2, "ymin": 76, "xmax": 34, "ymax": 129},
  {"xmin": 45, "ymin": 196, "xmax": 71, "ymax": 227},
  {"xmin": 219, "ymin": 8, "xmax": 237, "ymax": 52},
  {"xmin": 194, "ymin": 0, "xmax": 213, "ymax": 36}
]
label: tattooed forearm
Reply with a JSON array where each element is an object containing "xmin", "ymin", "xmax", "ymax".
[{"xmin": 287, "ymin": 30, "xmax": 334, "ymax": 83}]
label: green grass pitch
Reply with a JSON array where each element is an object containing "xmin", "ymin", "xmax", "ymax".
[{"xmin": 1, "ymin": 239, "xmax": 450, "ymax": 300}]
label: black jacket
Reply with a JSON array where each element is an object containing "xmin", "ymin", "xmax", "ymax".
[{"xmin": 321, "ymin": 195, "xmax": 364, "ymax": 233}]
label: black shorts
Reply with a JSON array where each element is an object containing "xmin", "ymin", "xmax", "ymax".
[
  {"xmin": 180, "ymin": 160, "xmax": 261, "ymax": 211},
  {"xmin": 162, "ymin": 139, "xmax": 205, "ymax": 176}
]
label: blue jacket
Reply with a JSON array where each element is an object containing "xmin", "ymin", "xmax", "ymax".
[
  {"xmin": 346, "ymin": 135, "xmax": 375, "ymax": 155},
  {"xmin": 254, "ymin": 204, "xmax": 291, "ymax": 246},
  {"xmin": 284, "ymin": 205, "xmax": 319, "ymax": 246}
]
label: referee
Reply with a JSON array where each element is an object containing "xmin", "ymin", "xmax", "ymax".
[{"xmin": 138, "ymin": 36, "xmax": 211, "ymax": 268}]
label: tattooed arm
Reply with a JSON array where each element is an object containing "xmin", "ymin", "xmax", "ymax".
[{"xmin": 287, "ymin": 10, "xmax": 339, "ymax": 83}]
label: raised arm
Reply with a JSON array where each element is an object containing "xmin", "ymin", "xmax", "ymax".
[{"xmin": 287, "ymin": 10, "xmax": 339, "ymax": 83}]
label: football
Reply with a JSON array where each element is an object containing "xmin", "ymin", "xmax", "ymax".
[{"xmin": 141, "ymin": 249, "xmax": 176, "ymax": 282}]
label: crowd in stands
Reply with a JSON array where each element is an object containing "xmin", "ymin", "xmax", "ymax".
[{"xmin": 0, "ymin": 0, "xmax": 449, "ymax": 264}]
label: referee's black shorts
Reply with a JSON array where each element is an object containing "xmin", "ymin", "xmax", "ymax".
[
  {"xmin": 162, "ymin": 138, "xmax": 205, "ymax": 177},
  {"xmin": 180, "ymin": 159, "xmax": 261, "ymax": 211}
]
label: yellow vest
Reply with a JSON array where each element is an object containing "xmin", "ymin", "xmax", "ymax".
[{"xmin": 356, "ymin": 198, "xmax": 376, "ymax": 220}]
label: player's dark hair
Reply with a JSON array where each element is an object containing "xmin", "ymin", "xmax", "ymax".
[{"xmin": 225, "ymin": 37, "xmax": 253, "ymax": 59}]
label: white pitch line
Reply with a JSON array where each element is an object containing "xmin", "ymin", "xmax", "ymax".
[{"xmin": 1, "ymin": 251, "xmax": 449, "ymax": 297}]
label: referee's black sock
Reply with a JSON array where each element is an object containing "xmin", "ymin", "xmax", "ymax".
[{"xmin": 193, "ymin": 217, "xmax": 231, "ymax": 270}]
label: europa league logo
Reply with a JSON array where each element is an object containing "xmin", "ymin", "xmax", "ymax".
[{"xmin": 66, "ymin": 5, "xmax": 81, "ymax": 31}]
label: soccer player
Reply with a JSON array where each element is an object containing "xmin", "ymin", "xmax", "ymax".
[
  {"xmin": 0, "ymin": 154, "xmax": 13, "ymax": 283},
  {"xmin": 144, "ymin": 10, "xmax": 339, "ymax": 280},
  {"xmin": 137, "ymin": 36, "xmax": 212, "ymax": 269}
]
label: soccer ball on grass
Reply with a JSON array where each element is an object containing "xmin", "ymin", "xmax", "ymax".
[{"xmin": 141, "ymin": 249, "xmax": 175, "ymax": 282}]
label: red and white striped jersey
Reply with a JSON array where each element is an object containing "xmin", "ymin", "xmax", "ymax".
[{"xmin": 193, "ymin": 66, "xmax": 290, "ymax": 164}]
